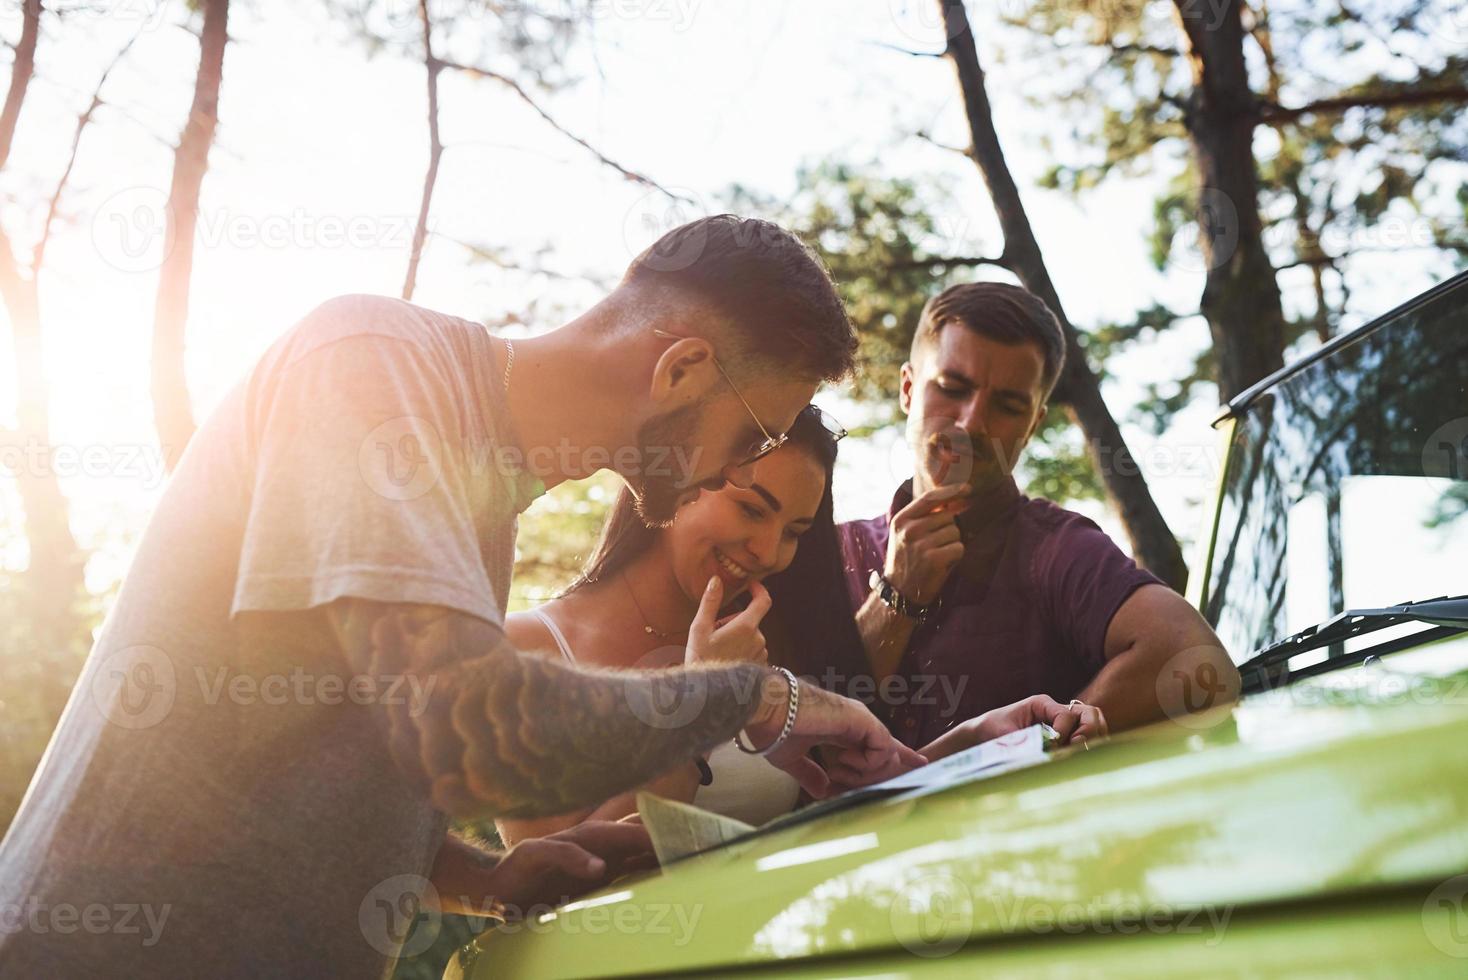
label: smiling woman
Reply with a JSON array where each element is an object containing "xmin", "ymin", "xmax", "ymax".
[{"xmin": 494, "ymin": 405, "xmax": 870, "ymax": 839}]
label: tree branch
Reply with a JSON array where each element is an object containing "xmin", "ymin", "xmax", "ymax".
[
  {"xmin": 866, "ymin": 40, "xmax": 945, "ymax": 59},
  {"xmin": 1105, "ymin": 41, "xmax": 1180, "ymax": 58},
  {"xmin": 914, "ymin": 129, "xmax": 972, "ymax": 159},
  {"xmin": 35, "ymin": 31, "xmax": 142, "ymax": 272},
  {"xmin": 433, "ymin": 55, "xmax": 689, "ymax": 203},
  {"xmin": 1260, "ymin": 85, "xmax": 1468, "ymax": 122},
  {"xmin": 402, "ymin": 0, "xmax": 442, "ymax": 302},
  {"xmin": 441, "ymin": 233, "xmax": 615, "ymax": 289},
  {"xmin": 1276, "ymin": 238, "xmax": 1468, "ymax": 272},
  {"xmin": 886, "ymin": 253, "xmax": 1010, "ymax": 272}
]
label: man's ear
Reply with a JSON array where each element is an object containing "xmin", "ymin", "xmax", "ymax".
[
  {"xmin": 649, "ymin": 335, "xmax": 717, "ymax": 406},
  {"xmin": 898, "ymin": 362, "xmax": 915, "ymax": 416},
  {"xmin": 1024, "ymin": 402, "xmax": 1048, "ymax": 443}
]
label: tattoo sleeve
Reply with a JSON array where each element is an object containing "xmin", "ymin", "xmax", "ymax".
[{"xmin": 324, "ymin": 598, "xmax": 768, "ymax": 819}]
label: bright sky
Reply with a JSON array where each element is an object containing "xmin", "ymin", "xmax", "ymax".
[{"xmin": 0, "ymin": 0, "xmax": 1457, "ymax": 597}]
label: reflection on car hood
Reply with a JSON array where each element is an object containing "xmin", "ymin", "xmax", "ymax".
[{"xmin": 455, "ymin": 659, "xmax": 1468, "ymax": 979}]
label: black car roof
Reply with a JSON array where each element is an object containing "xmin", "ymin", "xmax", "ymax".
[{"xmin": 1215, "ymin": 268, "xmax": 1468, "ymax": 425}]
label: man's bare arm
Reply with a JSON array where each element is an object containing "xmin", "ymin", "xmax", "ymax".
[
  {"xmin": 853, "ymin": 590, "xmax": 920, "ymax": 682},
  {"xmin": 1077, "ymin": 585, "xmax": 1240, "ymax": 731},
  {"xmin": 321, "ymin": 598, "xmax": 778, "ymax": 820}
]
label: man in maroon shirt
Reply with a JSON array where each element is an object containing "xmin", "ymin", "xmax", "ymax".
[{"xmin": 839, "ymin": 282, "xmax": 1239, "ymax": 754}]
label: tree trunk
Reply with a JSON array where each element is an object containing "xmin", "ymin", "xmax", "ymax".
[
  {"xmin": 937, "ymin": 0, "xmax": 1189, "ymax": 591},
  {"xmin": 1173, "ymin": 0, "xmax": 1286, "ymax": 400},
  {"xmin": 152, "ymin": 0, "xmax": 229, "ymax": 470},
  {"xmin": 0, "ymin": 0, "xmax": 85, "ymax": 709}
]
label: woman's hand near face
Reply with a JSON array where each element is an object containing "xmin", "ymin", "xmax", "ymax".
[
  {"xmin": 918, "ymin": 695, "xmax": 1108, "ymax": 762},
  {"xmin": 685, "ymin": 576, "xmax": 771, "ymax": 665}
]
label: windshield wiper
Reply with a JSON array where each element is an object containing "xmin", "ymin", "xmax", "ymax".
[{"xmin": 1239, "ymin": 595, "xmax": 1468, "ymax": 693}]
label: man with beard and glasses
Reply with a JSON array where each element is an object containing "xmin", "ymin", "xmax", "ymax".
[
  {"xmin": 838, "ymin": 282, "xmax": 1240, "ymax": 758},
  {"xmin": 0, "ymin": 215, "xmax": 924, "ymax": 979}
]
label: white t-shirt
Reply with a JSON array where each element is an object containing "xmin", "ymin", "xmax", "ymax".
[{"xmin": 0, "ymin": 295, "xmax": 544, "ymax": 978}]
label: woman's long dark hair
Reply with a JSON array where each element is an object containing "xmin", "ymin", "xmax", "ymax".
[{"xmin": 564, "ymin": 406, "xmax": 872, "ymax": 702}]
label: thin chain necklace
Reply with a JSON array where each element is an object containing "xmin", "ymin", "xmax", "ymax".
[
  {"xmin": 502, "ymin": 338, "xmax": 515, "ymax": 393},
  {"xmin": 620, "ymin": 571, "xmax": 688, "ymax": 641}
]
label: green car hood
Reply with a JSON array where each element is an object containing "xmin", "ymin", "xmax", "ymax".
[{"xmin": 453, "ymin": 650, "xmax": 1468, "ymax": 978}]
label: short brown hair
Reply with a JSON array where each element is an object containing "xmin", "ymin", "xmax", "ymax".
[
  {"xmin": 623, "ymin": 214, "xmax": 857, "ymax": 383},
  {"xmin": 912, "ymin": 282, "xmax": 1067, "ymax": 399}
]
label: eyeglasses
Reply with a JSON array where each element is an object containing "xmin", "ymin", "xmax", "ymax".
[
  {"xmin": 803, "ymin": 404, "xmax": 848, "ymax": 443},
  {"xmin": 653, "ymin": 329, "xmax": 789, "ymax": 468}
]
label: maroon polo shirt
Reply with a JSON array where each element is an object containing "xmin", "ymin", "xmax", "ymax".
[{"xmin": 838, "ymin": 477, "xmax": 1161, "ymax": 748}]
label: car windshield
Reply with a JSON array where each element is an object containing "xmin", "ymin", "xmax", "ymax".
[{"xmin": 1202, "ymin": 275, "xmax": 1468, "ymax": 667}]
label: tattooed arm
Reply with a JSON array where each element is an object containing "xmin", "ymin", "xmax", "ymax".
[{"xmin": 322, "ymin": 597, "xmax": 782, "ymax": 820}]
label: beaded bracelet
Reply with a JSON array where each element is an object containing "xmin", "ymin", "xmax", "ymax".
[{"xmin": 734, "ymin": 666, "xmax": 799, "ymax": 758}]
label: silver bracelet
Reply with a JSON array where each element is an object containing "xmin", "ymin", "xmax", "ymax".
[{"xmin": 734, "ymin": 666, "xmax": 799, "ymax": 757}]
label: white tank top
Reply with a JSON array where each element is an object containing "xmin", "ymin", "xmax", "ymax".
[{"xmin": 528, "ymin": 608, "xmax": 801, "ymax": 826}]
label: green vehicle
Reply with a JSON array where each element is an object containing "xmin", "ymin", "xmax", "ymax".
[{"xmin": 451, "ymin": 272, "xmax": 1468, "ymax": 979}]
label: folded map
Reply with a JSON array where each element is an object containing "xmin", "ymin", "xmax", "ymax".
[{"xmin": 637, "ymin": 723, "xmax": 1059, "ymax": 864}]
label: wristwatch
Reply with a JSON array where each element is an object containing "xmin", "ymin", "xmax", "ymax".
[{"xmin": 869, "ymin": 569, "xmax": 938, "ymax": 621}]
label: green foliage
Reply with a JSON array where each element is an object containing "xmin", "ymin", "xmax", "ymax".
[
  {"xmin": 0, "ymin": 567, "xmax": 101, "ymax": 837},
  {"xmin": 730, "ymin": 163, "xmax": 1106, "ymax": 504},
  {"xmin": 507, "ymin": 470, "xmax": 620, "ymax": 609},
  {"xmin": 1428, "ymin": 483, "xmax": 1468, "ymax": 529},
  {"xmin": 728, "ymin": 163, "xmax": 974, "ymax": 406},
  {"xmin": 1000, "ymin": 0, "xmax": 1468, "ymax": 430}
]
